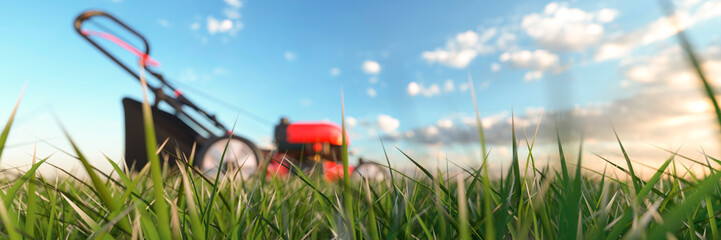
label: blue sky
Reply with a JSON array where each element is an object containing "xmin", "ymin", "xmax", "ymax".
[{"xmin": 2, "ymin": 0, "xmax": 721, "ymax": 175}]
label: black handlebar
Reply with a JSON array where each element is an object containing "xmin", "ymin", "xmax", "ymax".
[
  {"xmin": 74, "ymin": 10, "xmax": 153, "ymax": 83},
  {"xmin": 74, "ymin": 10, "xmax": 230, "ymax": 136}
]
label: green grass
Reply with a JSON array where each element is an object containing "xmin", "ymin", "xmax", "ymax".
[
  {"xmin": 3, "ymin": 93, "xmax": 721, "ymax": 239},
  {"xmin": 5, "ymin": 105, "xmax": 721, "ymax": 239}
]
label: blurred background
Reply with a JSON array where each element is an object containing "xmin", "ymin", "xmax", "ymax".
[{"xmin": 1, "ymin": 0, "xmax": 721, "ymax": 177}]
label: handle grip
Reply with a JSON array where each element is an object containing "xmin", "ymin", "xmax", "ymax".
[{"xmin": 74, "ymin": 10, "xmax": 153, "ymax": 81}]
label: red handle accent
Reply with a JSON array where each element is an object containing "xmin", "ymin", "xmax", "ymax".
[{"xmin": 82, "ymin": 30, "xmax": 161, "ymax": 67}]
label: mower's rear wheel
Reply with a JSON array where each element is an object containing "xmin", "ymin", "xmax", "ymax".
[{"xmin": 196, "ymin": 135, "xmax": 260, "ymax": 178}]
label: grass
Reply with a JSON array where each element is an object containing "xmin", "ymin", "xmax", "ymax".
[
  {"xmin": 3, "ymin": 92, "xmax": 721, "ymax": 239},
  {"xmin": 1, "ymin": 5, "xmax": 721, "ymax": 238},
  {"xmin": 5, "ymin": 106, "xmax": 721, "ymax": 240}
]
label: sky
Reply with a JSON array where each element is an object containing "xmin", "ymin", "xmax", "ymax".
[{"xmin": 2, "ymin": 0, "xmax": 721, "ymax": 177}]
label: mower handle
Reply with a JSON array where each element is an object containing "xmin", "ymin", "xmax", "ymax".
[
  {"xmin": 74, "ymin": 10, "xmax": 232, "ymax": 135},
  {"xmin": 74, "ymin": 10, "xmax": 154, "ymax": 84}
]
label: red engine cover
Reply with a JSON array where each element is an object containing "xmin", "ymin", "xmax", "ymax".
[{"xmin": 286, "ymin": 122, "xmax": 349, "ymax": 146}]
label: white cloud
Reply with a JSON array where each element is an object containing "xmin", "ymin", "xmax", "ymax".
[
  {"xmin": 524, "ymin": 71, "xmax": 543, "ymax": 81},
  {"xmin": 496, "ymin": 31, "xmax": 517, "ymax": 50},
  {"xmin": 224, "ymin": 0, "xmax": 243, "ymax": 8},
  {"xmin": 407, "ymin": 82, "xmax": 421, "ymax": 96},
  {"xmin": 300, "ymin": 99, "xmax": 312, "ymax": 107},
  {"xmin": 366, "ymin": 88, "xmax": 377, "ymax": 98},
  {"xmin": 204, "ymin": 0, "xmax": 244, "ymax": 37},
  {"xmin": 223, "ymin": 8, "xmax": 242, "ymax": 19},
  {"xmin": 499, "ymin": 49, "xmax": 559, "ymax": 70},
  {"xmin": 330, "ymin": 67, "xmax": 341, "ymax": 77},
  {"xmin": 459, "ymin": 83, "xmax": 469, "ymax": 92},
  {"xmin": 157, "ymin": 18, "xmax": 170, "ymax": 28},
  {"xmin": 407, "ymin": 82, "xmax": 441, "ymax": 97},
  {"xmin": 597, "ymin": 8, "xmax": 619, "ymax": 23},
  {"xmin": 444, "ymin": 80, "xmax": 454, "ymax": 92},
  {"xmin": 595, "ymin": 0, "xmax": 721, "ymax": 61},
  {"xmin": 207, "ymin": 16, "xmax": 242, "ymax": 35},
  {"xmin": 437, "ymin": 118, "xmax": 453, "ymax": 129},
  {"xmin": 421, "ymin": 29, "xmax": 497, "ymax": 68},
  {"xmin": 190, "ymin": 22, "xmax": 201, "ymax": 31},
  {"xmin": 479, "ymin": 81, "xmax": 490, "ymax": 90},
  {"xmin": 622, "ymin": 45, "xmax": 721, "ymax": 89},
  {"xmin": 490, "ymin": 62, "xmax": 501, "ymax": 72},
  {"xmin": 284, "ymin": 51, "xmax": 296, "ymax": 61},
  {"xmin": 222, "ymin": 0, "xmax": 243, "ymax": 19},
  {"xmin": 377, "ymin": 114, "xmax": 400, "ymax": 133},
  {"xmin": 363, "ymin": 60, "xmax": 381, "ymax": 74},
  {"xmin": 369, "ymin": 76, "xmax": 379, "ymax": 84},
  {"xmin": 521, "ymin": 2, "xmax": 615, "ymax": 51},
  {"xmin": 345, "ymin": 117, "xmax": 357, "ymax": 128},
  {"xmin": 426, "ymin": 84, "xmax": 440, "ymax": 96}
]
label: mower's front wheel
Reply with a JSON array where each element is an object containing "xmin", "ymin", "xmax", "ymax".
[{"xmin": 195, "ymin": 135, "xmax": 261, "ymax": 178}]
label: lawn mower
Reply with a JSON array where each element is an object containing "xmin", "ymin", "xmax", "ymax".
[{"xmin": 73, "ymin": 10, "xmax": 386, "ymax": 180}]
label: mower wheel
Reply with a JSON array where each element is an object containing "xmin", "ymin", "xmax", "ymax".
[
  {"xmin": 352, "ymin": 159, "xmax": 388, "ymax": 181},
  {"xmin": 196, "ymin": 135, "xmax": 261, "ymax": 178}
]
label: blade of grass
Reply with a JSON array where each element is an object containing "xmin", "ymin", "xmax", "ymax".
[
  {"xmin": 0, "ymin": 86, "xmax": 24, "ymax": 163},
  {"xmin": 24, "ymin": 143, "xmax": 38, "ymax": 238},
  {"xmin": 61, "ymin": 127, "xmax": 132, "ymax": 234},
  {"xmin": 176, "ymin": 158, "xmax": 206, "ymax": 240},
  {"xmin": 613, "ymin": 129, "xmax": 641, "ymax": 194},
  {"xmin": 468, "ymin": 72, "xmax": 495, "ymax": 240},
  {"xmin": 138, "ymin": 58, "xmax": 171, "ymax": 240},
  {"xmin": 340, "ymin": 90, "xmax": 356, "ymax": 239}
]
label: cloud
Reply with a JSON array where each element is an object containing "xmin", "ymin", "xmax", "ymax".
[
  {"xmin": 444, "ymin": 80, "xmax": 454, "ymax": 92},
  {"xmin": 190, "ymin": 22, "xmax": 201, "ymax": 31},
  {"xmin": 490, "ymin": 63, "xmax": 501, "ymax": 72},
  {"xmin": 345, "ymin": 117, "xmax": 357, "ymax": 128},
  {"xmin": 421, "ymin": 28, "xmax": 497, "ymax": 68},
  {"xmin": 377, "ymin": 114, "xmax": 400, "ymax": 133},
  {"xmin": 222, "ymin": 0, "xmax": 243, "ymax": 19},
  {"xmin": 204, "ymin": 0, "xmax": 244, "ymax": 37},
  {"xmin": 393, "ymin": 86, "xmax": 718, "ymax": 150},
  {"xmin": 363, "ymin": 60, "xmax": 381, "ymax": 74},
  {"xmin": 407, "ymin": 82, "xmax": 421, "ymax": 96},
  {"xmin": 621, "ymin": 45, "xmax": 721, "ymax": 89},
  {"xmin": 521, "ymin": 2, "xmax": 616, "ymax": 51},
  {"xmin": 596, "ymin": 8, "xmax": 619, "ymax": 23},
  {"xmin": 499, "ymin": 49, "xmax": 559, "ymax": 70},
  {"xmin": 437, "ymin": 118, "xmax": 453, "ymax": 129},
  {"xmin": 224, "ymin": 0, "xmax": 243, "ymax": 8},
  {"xmin": 369, "ymin": 76, "xmax": 379, "ymax": 84},
  {"xmin": 407, "ymin": 82, "xmax": 441, "ymax": 97},
  {"xmin": 330, "ymin": 67, "xmax": 341, "ymax": 76},
  {"xmin": 223, "ymin": 8, "xmax": 242, "ymax": 19},
  {"xmin": 479, "ymin": 81, "xmax": 490, "ymax": 90},
  {"xmin": 366, "ymin": 88, "xmax": 377, "ymax": 98},
  {"xmin": 524, "ymin": 71, "xmax": 543, "ymax": 81},
  {"xmin": 496, "ymin": 31, "xmax": 517, "ymax": 50},
  {"xmin": 388, "ymin": 43, "xmax": 721, "ymax": 174},
  {"xmin": 207, "ymin": 16, "xmax": 242, "ymax": 35},
  {"xmin": 284, "ymin": 51, "xmax": 296, "ymax": 61},
  {"xmin": 595, "ymin": 0, "xmax": 721, "ymax": 61},
  {"xmin": 459, "ymin": 83, "xmax": 470, "ymax": 92},
  {"xmin": 157, "ymin": 18, "xmax": 170, "ymax": 28}
]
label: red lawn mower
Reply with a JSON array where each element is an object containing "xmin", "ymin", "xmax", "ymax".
[{"xmin": 73, "ymin": 10, "xmax": 386, "ymax": 181}]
